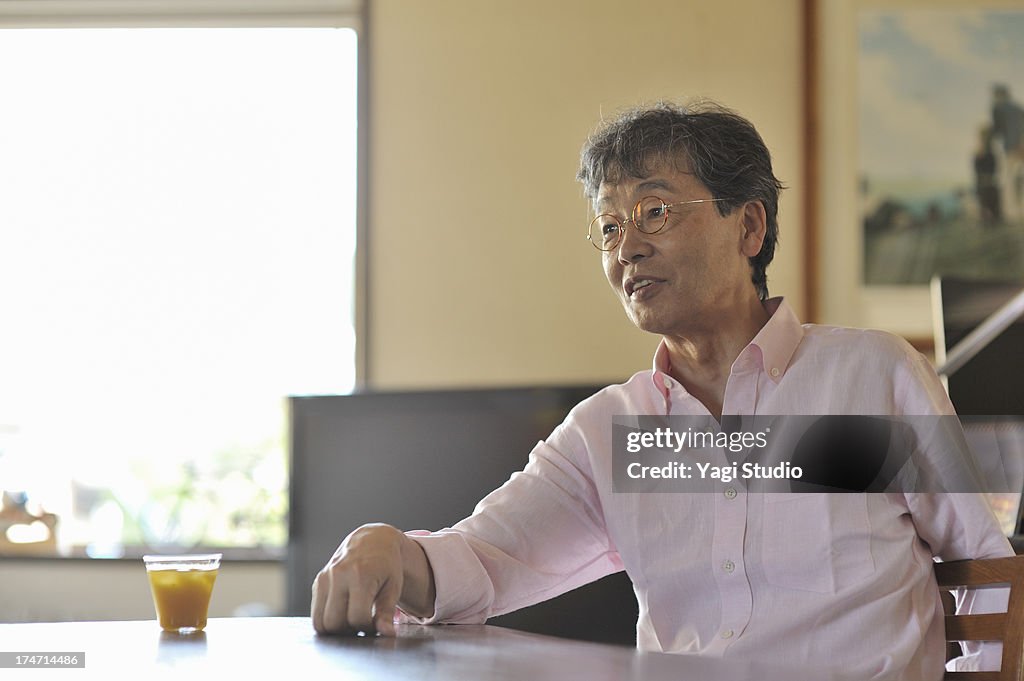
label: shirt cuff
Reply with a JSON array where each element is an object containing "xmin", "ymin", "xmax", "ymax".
[{"xmin": 399, "ymin": 530, "xmax": 494, "ymax": 625}]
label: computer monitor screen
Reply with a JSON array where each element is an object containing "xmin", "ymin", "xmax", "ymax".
[{"xmin": 286, "ymin": 386, "xmax": 638, "ymax": 644}]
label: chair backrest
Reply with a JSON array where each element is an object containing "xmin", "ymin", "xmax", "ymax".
[{"xmin": 935, "ymin": 555, "xmax": 1024, "ymax": 681}]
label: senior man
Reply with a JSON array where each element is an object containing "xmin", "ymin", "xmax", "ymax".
[{"xmin": 310, "ymin": 101, "xmax": 1012, "ymax": 680}]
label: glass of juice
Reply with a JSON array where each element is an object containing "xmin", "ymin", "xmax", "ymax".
[{"xmin": 143, "ymin": 553, "xmax": 221, "ymax": 634}]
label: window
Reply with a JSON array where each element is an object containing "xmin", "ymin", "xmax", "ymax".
[{"xmin": 0, "ymin": 21, "xmax": 359, "ymax": 557}]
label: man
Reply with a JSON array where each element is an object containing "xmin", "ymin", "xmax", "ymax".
[
  {"xmin": 992, "ymin": 84, "xmax": 1024, "ymax": 215},
  {"xmin": 310, "ymin": 102, "xmax": 1012, "ymax": 680}
]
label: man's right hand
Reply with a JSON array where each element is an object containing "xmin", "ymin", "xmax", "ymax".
[{"xmin": 310, "ymin": 523, "xmax": 436, "ymax": 636}]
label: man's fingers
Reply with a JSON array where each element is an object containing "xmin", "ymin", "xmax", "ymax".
[
  {"xmin": 320, "ymin": 569, "xmax": 351, "ymax": 633},
  {"xmin": 309, "ymin": 525, "xmax": 410, "ymax": 636},
  {"xmin": 345, "ymin": 574, "xmax": 378, "ymax": 633},
  {"xmin": 311, "ymin": 569, "xmax": 331, "ymax": 633},
  {"xmin": 373, "ymin": 576, "xmax": 402, "ymax": 637}
]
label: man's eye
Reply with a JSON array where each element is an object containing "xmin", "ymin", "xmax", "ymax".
[
  {"xmin": 646, "ymin": 205, "xmax": 666, "ymax": 220},
  {"xmin": 601, "ymin": 222, "xmax": 619, "ymax": 237}
]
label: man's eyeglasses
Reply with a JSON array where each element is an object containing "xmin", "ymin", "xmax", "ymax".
[{"xmin": 586, "ymin": 196, "xmax": 732, "ymax": 251}]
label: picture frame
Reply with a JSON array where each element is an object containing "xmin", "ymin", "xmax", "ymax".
[{"xmin": 809, "ymin": 0, "xmax": 1024, "ymax": 349}]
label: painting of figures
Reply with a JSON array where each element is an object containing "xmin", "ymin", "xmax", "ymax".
[{"xmin": 859, "ymin": 9, "xmax": 1024, "ymax": 285}]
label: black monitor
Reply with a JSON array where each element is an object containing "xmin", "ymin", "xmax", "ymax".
[
  {"xmin": 933, "ymin": 276, "xmax": 1024, "ymax": 416},
  {"xmin": 286, "ymin": 386, "xmax": 638, "ymax": 645}
]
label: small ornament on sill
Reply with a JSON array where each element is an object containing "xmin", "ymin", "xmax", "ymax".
[{"xmin": 0, "ymin": 490, "xmax": 59, "ymax": 555}]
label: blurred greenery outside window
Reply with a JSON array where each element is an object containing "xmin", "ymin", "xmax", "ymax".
[{"xmin": 0, "ymin": 18, "xmax": 358, "ymax": 558}]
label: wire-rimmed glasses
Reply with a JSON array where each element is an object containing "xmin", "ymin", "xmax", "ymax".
[{"xmin": 586, "ymin": 196, "xmax": 732, "ymax": 251}]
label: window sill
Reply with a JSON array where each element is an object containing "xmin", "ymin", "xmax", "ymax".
[{"xmin": 0, "ymin": 545, "xmax": 285, "ymax": 563}]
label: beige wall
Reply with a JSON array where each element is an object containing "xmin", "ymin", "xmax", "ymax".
[{"xmin": 367, "ymin": 0, "xmax": 806, "ymax": 389}]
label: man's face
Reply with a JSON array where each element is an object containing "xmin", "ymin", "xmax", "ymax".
[{"xmin": 595, "ymin": 162, "xmax": 763, "ymax": 337}]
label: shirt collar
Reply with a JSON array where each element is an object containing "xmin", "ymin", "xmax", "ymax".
[
  {"xmin": 650, "ymin": 296, "xmax": 803, "ymax": 399},
  {"xmin": 749, "ymin": 297, "xmax": 802, "ymax": 384}
]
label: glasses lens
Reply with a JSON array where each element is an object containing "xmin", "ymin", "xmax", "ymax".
[
  {"xmin": 589, "ymin": 214, "xmax": 621, "ymax": 250},
  {"xmin": 633, "ymin": 197, "xmax": 669, "ymax": 234}
]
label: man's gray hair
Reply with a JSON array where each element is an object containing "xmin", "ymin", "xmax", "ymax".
[{"xmin": 576, "ymin": 100, "xmax": 784, "ymax": 301}]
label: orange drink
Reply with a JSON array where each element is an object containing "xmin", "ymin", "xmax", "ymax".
[{"xmin": 143, "ymin": 554, "xmax": 221, "ymax": 633}]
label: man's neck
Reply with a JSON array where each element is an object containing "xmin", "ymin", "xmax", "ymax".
[{"xmin": 662, "ymin": 297, "xmax": 771, "ymax": 419}]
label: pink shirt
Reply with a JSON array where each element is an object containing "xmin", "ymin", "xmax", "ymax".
[{"xmin": 406, "ymin": 298, "xmax": 1012, "ymax": 681}]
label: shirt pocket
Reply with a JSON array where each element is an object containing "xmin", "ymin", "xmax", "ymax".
[{"xmin": 760, "ymin": 494, "xmax": 875, "ymax": 594}]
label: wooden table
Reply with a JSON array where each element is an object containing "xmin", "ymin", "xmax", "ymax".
[{"xmin": 0, "ymin": 617, "xmax": 854, "ymax": 680}]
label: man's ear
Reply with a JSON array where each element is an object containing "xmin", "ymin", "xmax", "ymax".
[{"xmin": 739, "ymin": 200, "xmax": 767, "ymax": 258}]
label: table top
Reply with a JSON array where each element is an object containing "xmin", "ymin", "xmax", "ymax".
[{"xmin": 0, "ymin": 617, "xmax": 853, "ymax": 680}]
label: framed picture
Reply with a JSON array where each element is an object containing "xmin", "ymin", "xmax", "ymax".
[{"xmin": 812, "ymin": 0, "xmax": 1024, "ymax": 343}]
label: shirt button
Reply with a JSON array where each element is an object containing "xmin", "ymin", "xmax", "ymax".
[
  {"xmin": 724, "ymin": 487, "xmax": 737, "ymax": 499},
  {"xmin": 770, "ymin": 367, "xmax": 780, "ymax": 377},
  {"xmin": 722, "ymin": 559, "xmax": 735, "ymax": 573},
  {"xmin": 721, "ymin": 629, "xmax": 734, "ymax": 639},
  {"xmin": 662, "ymin": 375, "xmax": 673, "ymax": 390}
]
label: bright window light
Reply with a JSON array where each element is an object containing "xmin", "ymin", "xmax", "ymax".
[{"xmin": 0, "ymin": 27, "xmax": 358, "ymax": 556}]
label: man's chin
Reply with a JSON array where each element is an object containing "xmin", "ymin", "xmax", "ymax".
[{"xmin": 626, "ymin": 311, "xmax": 671, "ymax": 336}]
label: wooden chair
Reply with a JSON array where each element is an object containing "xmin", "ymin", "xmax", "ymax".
[{"xmin": 935, "ymin": 555, "xmax": 1024, "ymax": 681}]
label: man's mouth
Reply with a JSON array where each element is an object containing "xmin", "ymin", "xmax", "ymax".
[{"xmin": 625, "ymin": 277, "xmax": 663, "ymax": 298}]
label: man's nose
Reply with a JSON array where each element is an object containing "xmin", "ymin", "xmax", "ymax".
[{"xmin": 615, "ymin": 220, "xmax": 654, "ymax": 264}]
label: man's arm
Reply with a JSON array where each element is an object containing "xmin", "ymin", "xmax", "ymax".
[
  {"xmin": 311, "ymin": 393, "xmax": 622, "ymax": 635},
  {"xmin": 895, "ymin": 352, "xmax": 1014, "ymax": 671},
  {"xmin": 310, "ymin": 523, "xmax": 436, "ymax": 636}
]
